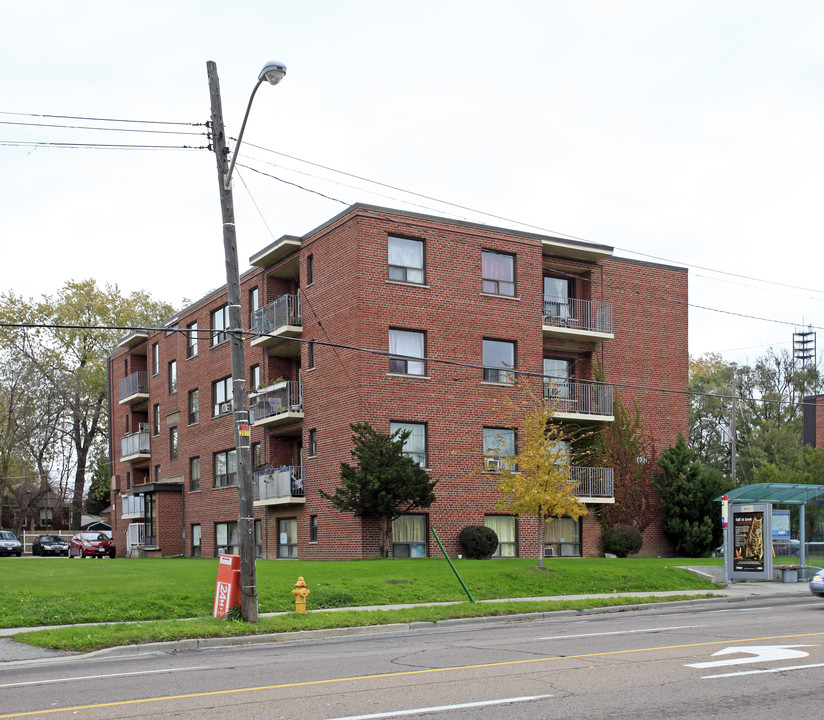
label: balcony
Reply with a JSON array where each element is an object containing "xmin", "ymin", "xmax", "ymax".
[
  {"xmin": 571, "ymin": 466, "xmax": 614, "ymax": 503},
  {"xmin": 543, "ymin": 379, "xmax": 614, "ymax": 421},
  {"xmin": 250, "ymin": 294, "xmax": 301, "ymax": 355},
  {"xmin": 543, "ymin": 296, "xmax": 614, "ymax": 342},
  {"xmin": 253, "ymin": 465, "xmax": 306, "ymax": 507},
  {"xmin": 121, "ymin": 430, "xmax": 151, "ymax": 462},
  {"xmin": 250, "ymin": 381, "xmax": 303, "ymax": 432},
  {"xmin": 121, "ymin": 494, "xmax": 145, "ymax": 519},
  {"xmin": 118, "ymin": 371, "xmax": 149, "ymax": 405}
]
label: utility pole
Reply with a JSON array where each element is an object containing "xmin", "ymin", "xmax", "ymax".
[
  {"xmin": 730, "ymin": 369, "xmax": 737, "ymax": 488},
  {"xmin": 207, "ymin": 61, "xmax": 258, "ymax": 623}
]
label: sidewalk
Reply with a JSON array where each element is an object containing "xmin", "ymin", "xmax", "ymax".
[{"xmin": 1, "ymin": 578, "xmax": 815, "ymax": 664}]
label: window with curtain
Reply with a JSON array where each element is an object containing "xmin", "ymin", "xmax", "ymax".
[
  {"xmin": 485, "ymin": 515, "xmax": 517, "ymax": 557},
  {"xmin": 482, "ymin": 251, "xmax": 515, "ymax": 296},
  {"xmin": 191, "ymin": 524, "xmax": 201, "ymax": 557},
  {"xmin": 392, "ymin": 514, "xmax": 427, "ymax": 557},
  {"xmin": 390, "ymin": 421, "xmax": 427, "ymax": 466},
  {"xmin": 483, "ymin": 339, "xmax": 515, "ymax": 383},
  {"xmin": 388, "ymin": 235, "xmax": 425, "ymax": 284},
  {"xmin": 545, "ymin": 517, "xmax": 581, "ymax": 557},
  {"xmin": 215, "ymin": 521, "xmax": 238, "ymax": 555},
  {"xmin": 389, "ymin": 329, "xmax": 426, "ymax": 375},
  {"xmin": 543, "ymin": 276, "xmax": 574, "ymax": 323},
  {"xmin": 278, "ymin": 517, "xmax": 298, "ymax": 558}
]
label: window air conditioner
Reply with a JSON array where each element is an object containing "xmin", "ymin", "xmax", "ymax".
[
  {"xmin": 544, "ymin": 547, "xmax": 556, "ymax": 558},
  {"xmin": 484, "ymin": 457, "xmax": 500, "ymax": 471},
  {"xmin": 138, "ymin": 423, "xmax": 149, "ymax": 433},
  {"xmin": 219, "ymin": 401, "xmax": 233, "ymax": 415}
]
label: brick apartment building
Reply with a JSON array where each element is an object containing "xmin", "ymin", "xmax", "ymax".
[{"xmin": 108, "ymin": 203, "xmax": 688, "ymax": 560}]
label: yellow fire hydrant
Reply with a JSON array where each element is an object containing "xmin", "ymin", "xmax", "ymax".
[{"xmin": 291, "ymin": 576, "xmax": 311, "ymax": 614}]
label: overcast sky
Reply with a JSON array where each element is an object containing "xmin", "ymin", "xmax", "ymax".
[{"xmin": 2, "ymin": 1, "xmax": 822, "ymax": 368}]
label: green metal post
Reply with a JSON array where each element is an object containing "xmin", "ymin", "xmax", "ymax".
[{"xmin": 431, "ymin": 527, "xmax": 474, "ymax": 603}]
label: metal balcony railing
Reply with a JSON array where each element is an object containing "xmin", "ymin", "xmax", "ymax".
[
  {"xmin": 543, "ymin": 296, "xmax": 613, "ymax": 334},
  {"xmin": 121, "ymin": 430, "xmax": 150, "ymax": 458},
  {"xmin": 250, "ymin": 294, "xmax": 301, "ymax": 336},
  {"xmin": 121, "ymin": 494, "xmax": 145, "ymax": 516},
  {"xmin": 254, "ymin": 465, "xmax": 305, "ymax": 501},
  {"xmin": 249, "ymin": 380, "xmax": 303, "ymax": 423},
  {"xmin": 570, "ymin": 466, "xmax": 614, "ymax": 498},
  {"xmin": 119, "ymin": 371, "xmax": 148, "ymax": 400},
  {"xmin": 543, "ymin": 379, "xmax": 613, "ymax": 417}
]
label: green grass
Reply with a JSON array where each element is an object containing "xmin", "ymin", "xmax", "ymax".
[{"xmin": 1, "ymin": 556, "xmax": 719, "ymax": 629}]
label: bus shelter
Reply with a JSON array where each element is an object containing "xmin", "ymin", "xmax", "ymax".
[{"xmin": 716, "ymin": 483, "xmax": 824, "ymax": 583}]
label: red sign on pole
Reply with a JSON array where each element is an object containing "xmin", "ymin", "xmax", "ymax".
[{"xmin": 213, "ymin": 554, "xmax": 241, "ymax": 618}]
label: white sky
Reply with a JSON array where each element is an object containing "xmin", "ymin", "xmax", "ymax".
[{"xmin": 2, "ymin": 1, "xmax": 823, "ymax": 367}]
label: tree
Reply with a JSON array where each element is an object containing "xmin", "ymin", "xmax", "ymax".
[
  {"xmin": 85, "ymin": 451, "xmax": 111, "ymax": 516},
  {"xmin": 320, "ymin": 422, "xmax": 438, "ymax": 557},
  {"xmin": 654, "ymin": 433, "xmax": 726, "ymax": 557},
  {"xmin": 491, "ymin": 381, "xmax": 588, "ymax": 569}
]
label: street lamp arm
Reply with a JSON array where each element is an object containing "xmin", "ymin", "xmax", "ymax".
[{"xmin": 223, "ymin": 78, "xmax": 264, "ymax": 191}]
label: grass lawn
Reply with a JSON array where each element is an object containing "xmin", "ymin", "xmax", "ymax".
[{"xmin": 1, "ymin": 556, "xmax": 720, "ymax": 629}]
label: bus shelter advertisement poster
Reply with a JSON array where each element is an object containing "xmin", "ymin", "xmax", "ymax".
[{"xmin": 733, "ymin": 510, "xmax": 765, "ymax": 572}]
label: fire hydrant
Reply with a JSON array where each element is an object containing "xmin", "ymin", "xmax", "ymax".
[{"xmin": 291, "ymin": 576, "xmax": 311, "ymax": 614}]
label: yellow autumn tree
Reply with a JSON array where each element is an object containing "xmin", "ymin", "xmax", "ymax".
[{"xmin": 490, "ymin": 380, "xmax": 588, "ymax": 569}]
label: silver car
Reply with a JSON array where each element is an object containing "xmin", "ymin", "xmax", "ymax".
[
  {"xmin": 0, "ymin": 530, "xmax": 22, "ymax": 557},
  {"xmin": 810, "ymin": 569, "xmax": 824, "ymax": 598}
]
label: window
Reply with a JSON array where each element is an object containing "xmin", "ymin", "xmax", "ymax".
[
  {"xmin": 308, "ymin": 340, "xmax": 315, "ymax": 369},
  {"xmin": 192, "ymin": 524, "xmax": 202, "ymax": 557},
  {"xmin": 144, "ymin": 493, "xmax": 156, "ymax": 546},
  {"xmin": 388, "ymin": 235, "xmax": 425, "ymax": 284},
  {"xmin": 153, "ymin": 404, "xmax": 160, "ymax": 436},
  {"xmin": 483, "ymin": 339, "xmax": 515, "ymax": 383},
  {"xmin": 252, "ymin": 442, "xmax": 261, "ymax": 470},
  {"xmin": 543, "ymin": 358, "xmax": 573, "ymax": 401},
  {"xmin": 392, "ymin": 514, "xmax": 427, "ymax": 557},
  {"xmin": 248, "ymin": 287, "xmax": 259, "ymax": 330},
  {"xmin": 390, "ymin": 422, "xmax": 427, "ymax": 466},
  {"xmin": 169, "ymin": 427, "xmax": 178, "ymax": 461},
  {"xmin": 309, "ymin": 515, "xmax": 318, "ymax": 543},
  {"xmin": 544, "ymin": 276, "xmax": 574, "ymax": 324},
  {"xmin": 211, "ymin": 305, "xmax": 230, "ymax": 346},
  {"xmin": 151, "ymin": 343, "xmax": 159, "ymax": 376},
  {"xmin": 213, "ymin": 376, "xmax": 233, "ymax": 416},
  {"xmin": 188, "ymin": 388, "xmax": 199, "ymax": 425},
  {"xmin": 278, "ymin": 517, "xmax": 298, "ymax": 558},
  {"xmin": 214, "ymin": 449, "xmax": 237, "ymax": 487},
  {"xmin": 187, "ymin": 322, "xmax": 198, "ymax": 358},
  {"xmin": 255, "ymin": 519, "xmax": 262, "ymax": 558},
  {"xmin": 306, "ymin": 253, "xmax": 314, "ymax": 285},
  {"xmin": 154, "ymin": 465, "xmax": 161, "ymax": 483},
  {"xmin": 545, "ymin": 516, "xmax": 581, "ymax": 557},
  {"xmin": 250, "ymin": 364, "xmax": 260, "ymax": 391},
  {"xmin": 389, "ymin": 329, "xmax": 426, "ymax": 375},
  {"xmin": 168, "ymin": 360, "xmax": 177, "ymax": 394},
  {"xmin": 482, "ymin": 250, "xmax": 515, "ymax": 296},
  {"xmin": 483, "ymin": 427, "xmax": 515, "ymax": 471},
  {"xmin": 485, "ymin": 515, "xmax": 517, "ymax": 557},
  {"xmin": 190, "ymin": 457, "xmax": 201, "ymax": 491},
  {"xmin": 309, "ymin": 428, "xmax": 317, "ymax": 457},
  {"xmin": 216, "ymin": 521, "xmax": 238, "ymax": 555}
]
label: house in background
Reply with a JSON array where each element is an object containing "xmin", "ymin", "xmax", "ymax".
[{"xmin": 107, "ymin": 204, "xmax": 688, "ymax": 560}]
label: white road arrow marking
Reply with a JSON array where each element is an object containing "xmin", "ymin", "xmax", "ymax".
[{"xmin": 686, "ymin": 645, "xmax": 815, "ymax": 669}]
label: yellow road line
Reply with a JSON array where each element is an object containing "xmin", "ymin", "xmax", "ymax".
[{"xmin": 4, "ymin": 631, "xmax": 824, "ymax": 719}]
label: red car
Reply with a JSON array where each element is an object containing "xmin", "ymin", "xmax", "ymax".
[{"xmin": 69, "ymin": 532, "xmax": 116, "ymax": 559}]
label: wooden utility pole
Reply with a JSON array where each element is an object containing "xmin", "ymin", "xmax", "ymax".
[
  {"xmin": 730, "ymin": 369, "xmax": 737, "ymax": 488},
  {"xmin": 206, "ymin": 60, "xmax": 258, "ymax": 623}
]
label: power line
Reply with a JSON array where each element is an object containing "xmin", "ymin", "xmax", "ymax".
[
  {"xmin": 0, "ymin": 119, "xmax": 208, "ymax": 137},
  {"xmin": 0, "ymin": 111, "xmax": 202, "ymax": 127},
  {"xmin": 0, "ymin": 141, "xmax": 207, "ymax": 151}
]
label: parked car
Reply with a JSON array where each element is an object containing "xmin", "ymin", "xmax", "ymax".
[
  {"xmin": 32, "ymin": 535, "xmax": 70, "ymax": 556},
  {"xmin": 69, "ymin": 532, "xmax": 116, "ymax": 558},
  {"xmin": 810, "ymin": 569, "xmax": 824, "ymax": 598},
  {"xmin": 0, "ymin": 530, "xmax": 22, "ymax": 557}
]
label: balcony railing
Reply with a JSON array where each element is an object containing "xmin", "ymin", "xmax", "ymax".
[
  {"xmin": 570, "ymin": 466, "xmax": 614, "ymax": 499},
  {"xmin": 119, "ymin": 371, "xmax": 149, "ymax": 402},
  {"xmin": 121, "ymin": 430, "xmax": 150, "ymax": 459},
  {"xmin": 543, "ymin": 296, "xmax": 613, "ymax": 335},
  {"xmin": 121, "ymin": 494, "xmax": 145, "ymax": 517},
  {"xmin": 543, "ymin": 379, "xmax": 613, "ymax": 417},
  {"xmin": 254, "ymin": 465, "xmax": 305, "ymax": 502},
  {"xmin": 126, "ymin": 522, "xmax": 145, "ymax": 551},
  {"xmin": 250, "ymin": 381, "xmax": 303, "ymax": 424},
  {"xmin": 251, "ymin": 294, "xmax": 301, "ymax": 336}
]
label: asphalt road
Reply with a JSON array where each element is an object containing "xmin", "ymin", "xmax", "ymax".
[{"xmin": 2, "ymin": 596, "xmax": 823, "ymax": 719}]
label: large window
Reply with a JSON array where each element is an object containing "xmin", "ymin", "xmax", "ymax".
[
  {"xmin": 392, "ymin": 514, "xmax": 427, "ymax": 558},
  {"xmin": 483, "ymin": 339, "xmax": 515, "ymax": 384},
  {"xmin": 485, "ymin": 515, "xmax": 517, "ymax": 557},
  {"xmin": 192, "ymin": 524, "xmax": 202, "ymax": 557},
  {"xmin": 482, "ymin": 250, "xmax": 515, "ymax": 296},
  {"xmin": 483, "ymin": 427, "xmax": 515, "ymax": 472},
  {"xmin": 169, "ymin": 427, "xmax": 178, "ymax": 461},
  {"xmin": 211, "ymin": 305, "xmax": 230, "ymax": 346},
  {"xmin": 213, "ymin": 376, "xmax": 233, "ymax": 416},
  {"xmin": 188, "ymin": 388, "xmax": 199, "ymax": 425},
  {"xmin": 278, "ymin": 517, "xmax": 298, "ymax": 558},
  {"xmin": 544, "ymin": 358, "xmax": 573, "ymax": 401},
  {"xmin": 214, "ymin": 449, "xmax": 237, "ymax": 488},
  {"xmin": 216, "ymin": 521, "xmax": 238, "ymax": 555},
  {"xmin": 388, "ymin": 235, "xmax": 425, "ymax": 284},
  {"xmin": 545, "ymin": 516, "xmax": 581, "ymax": 557},
  {"xmin": 168, "ymin": 360, "xmax": 177, "ymax": 395},
  {"xmin": 187, "ymin": 322, "xmax": 198, "ymax": 358},
  {"xmin": 189, "ymin": 457, "xmax": 201, "ymax": 491},
  {"xmin": 390, "ymin": 421, "xmax": 427, "ymax": 466},
  {"xmin": 389, "ymin": 329, "xmax": 426, "ymax": 375},
  {"xmin": 544, "ymin": 276, "xmax": 574, "ymax": 323}
]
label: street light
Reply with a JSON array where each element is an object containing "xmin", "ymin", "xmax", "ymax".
[{"xmin": 206, "ymin": 60, "xmax": 286, "ymax": 623}]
